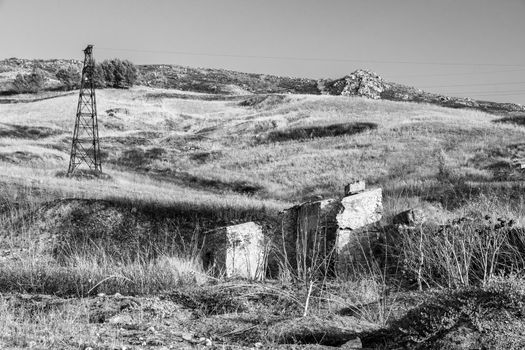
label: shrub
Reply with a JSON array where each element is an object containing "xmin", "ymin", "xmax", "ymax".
[
  {"xmin": 12, "ymin": 68, "xmax": 46, "ymax": 93},
  {"xmin": 56, "ymin": 67, "xmax": 81, "ymax": 90},
  {"xmin": 97, "ymin": 59, "xmax": 137, "ymax": 88},
  {"xmin": 394, "ymin": 216, "xmax": 524, "ymax": 289}
]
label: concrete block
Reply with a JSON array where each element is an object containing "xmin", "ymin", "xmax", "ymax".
[
  {"xmin": 203, "ymin": 222, "xmax": 266, "ymax": 280},
  {"xmin": 336, "ymin": 188, "xmax": 382, "ymax": 230},
  {"xmin": 280, "ymin": 198, "xmax": 340, "ymax": 276},
  {"xmin": 280, "ymin": 188, "xmax": 383, "ymax": 279}
]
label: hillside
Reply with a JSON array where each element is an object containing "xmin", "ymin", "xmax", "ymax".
[
  {"xmin": 2, "ymin": 58, "xmax": 523, "ymax": 116},
  {"xmin": 3, "ymin": 69, "xmax": 525, "ymax": 348}
]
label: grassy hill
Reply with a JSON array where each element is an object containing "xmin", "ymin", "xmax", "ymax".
[{"xmin": 3, "ymin": 82, "xmax": 525, "ymax": 347}]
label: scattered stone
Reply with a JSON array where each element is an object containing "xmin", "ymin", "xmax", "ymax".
[
  {"xmin": 108, "ymin": 313, "xmax": 133, "ymax": 325},
  {"xmin": 199, "ymin": 337, "xmax": 213, "ymax": 346},
  {"xmin": 181, "ymin": 332, "xmax": 198, "ymax": 343},
  {"xmin": 340, "ymin": 337, "xmax": 362, "ymax": 349},
  {"xmin": 203, "ymin": 222, "xmax": 267, "ymax": 280}
]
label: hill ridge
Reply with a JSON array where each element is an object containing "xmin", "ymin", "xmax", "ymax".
[{"xmin": 1, "ymin": 58, "xmax": 523, "ymax": 115}]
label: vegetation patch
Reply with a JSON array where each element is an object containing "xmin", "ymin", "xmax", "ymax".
[
  {"xmin": 264, "ymin": 122, "xmax": 377, "ymax": 143},
  {"xmin": 238, "ymin": 94, "xmax": 288, "ymax": 109},
  {"xmin": 365, "ymin": 279, "xmax": 525, "ymax": 349},
  {"xmin": 0, "ymin": 123, "xmax": 62, "ymax": 139}
]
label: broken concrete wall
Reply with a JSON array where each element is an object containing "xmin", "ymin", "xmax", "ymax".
[
  {"xmin": 280, "ymin": 198, "xmax": 340, "ymax": 278},
  {"xmin": 335, "ymin": 188, "xmax": 383, "ymax": 277},
  {"xmin": 280, "ymin": 184, "xmax": 383, "ymax": 279},
  {"xmin": 202, "ymin": 222, "xmax": 267, "ymax": 280}
]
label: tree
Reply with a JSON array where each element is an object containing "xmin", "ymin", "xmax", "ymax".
[
  {"xmin": 56, "ymin": 67, "xmax": 81, "ymax": 91},
  {"xmin": 97, "ymin": 59, "xmax": 138, "ymax": 88},
  {"xmin": 12, "ymin": 68, "xmax": 46, "ymax": 93}
]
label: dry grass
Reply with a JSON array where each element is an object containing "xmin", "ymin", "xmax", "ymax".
[{"xmin": 0, "ymin": 297, "xmax": 118, "ymax": 349}]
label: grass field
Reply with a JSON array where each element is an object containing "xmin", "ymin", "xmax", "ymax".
[{"xmin": 3, "ymin": 87, "xmax": 525, "ymax": 348}]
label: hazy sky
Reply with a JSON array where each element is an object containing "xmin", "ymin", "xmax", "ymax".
[{"xmin": 1, "ymin": 0, "xmax": 525, "ymax": 104}]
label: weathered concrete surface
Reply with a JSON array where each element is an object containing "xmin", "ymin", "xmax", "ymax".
[
  {"xmin": 280, "ymin": 199, "xmax": 340, "ymax": 277},
  {"xmin": 334, "ymin": 189, "xmax": 382, "ymax": 277},
  {"xmin": 203, "ymin": 222, "xmax": 266, "ymax": 280},
  {"xmin": 336, "ymin": 188, "xmax": 383, "ymax": 231},
  {"xmin": 280, "ymin": 188, "xmax": 383, "ymax": 278}
]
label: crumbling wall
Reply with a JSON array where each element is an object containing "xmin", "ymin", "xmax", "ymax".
[{"xmin": 280, "ymin": 183, "xmax": 383, "ymax": 279}]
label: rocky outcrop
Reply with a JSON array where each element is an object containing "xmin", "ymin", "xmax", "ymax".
[{"xmin": 320, "ymin": 69, "xmax": 387, "ymax": 99}]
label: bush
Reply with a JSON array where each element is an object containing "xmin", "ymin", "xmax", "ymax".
[
  {"xmin": 56, "ymin": 67, "xmax": 81, "ymax": 91},
  {"xmin": 97, "ymin": 59, "xmax": 137, "ymax": 88},
  {"xmin": 12, "ymin": 68, "xmax": 46, "ymax": 93},
  {"xmin": 394, "ymin": 216, "xmax": 524, "ymax": 289},
  {"xmin": 369, "ymin": 278, "xmax": 525, "ymax": 349}
]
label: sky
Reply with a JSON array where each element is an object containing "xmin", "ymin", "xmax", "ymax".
[{"xmin": 1, "ymin": 0, "xmax": 525, "ymax": 104}]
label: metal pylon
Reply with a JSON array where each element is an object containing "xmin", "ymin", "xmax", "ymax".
[{"xmin": 67, "ymin": 45, "xmax": 102, "ymax": 175}]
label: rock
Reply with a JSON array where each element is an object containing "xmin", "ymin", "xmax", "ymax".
[
  {"xmin": 181, "ymin": 332, "xmax": 197, "ymax": 343},
  {"xmin": 336, "ymin": 188, "xmax": 383, "ymax": 231},
  {"xmin": 107, "ymin": 313, "xmax": 133, "ymax": 324},
  {"xmin": 322, "ymin": 70, "xmax": 387, "ymax": 99},
  {"xmin": 393, "ymin": 208, "xmax": 426, "ymax": 227},
  {"xmin": 340, "ymin": 337, "xmax": 362, "ymax": 349},
  {"xmin": 202, "ymin": 222, "xmax": 267, "ymax": 280},
  {"xmin": 344, "ymin": 181, "xmax": 366, "ymax": 196}
]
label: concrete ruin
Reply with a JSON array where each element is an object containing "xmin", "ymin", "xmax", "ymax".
[
  {"xmin": 202, "ymin": 222, "xmax": 267, "ymax": 280},
  {"xmin": 281, "ymin": 181, "xmax": 383, "ymax": 278}
]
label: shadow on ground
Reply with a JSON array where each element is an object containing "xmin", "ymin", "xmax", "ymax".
[
  {"xmin": 0, "ymin": 123, "xmax": 62, "ymax": 139},
  {"xmin": 264, "ymin": 122, "xmax": 378, "ymax": 143}
]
